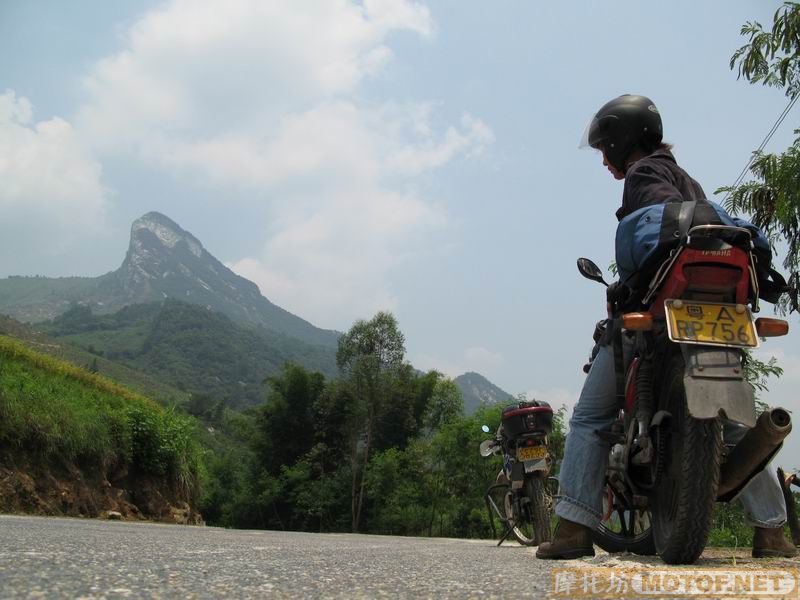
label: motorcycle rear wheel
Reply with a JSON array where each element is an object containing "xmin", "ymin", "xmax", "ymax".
[
  {"xmin": 652, "ymin": 352, "xmax": 722, "ymax": 564},
  {"xmin": 592, "ymin": 485, "xmax": 656, "ymax": 555},
  {"xmin": 507, "ymin": 475, "xmax": 552, "ymax": 546}
]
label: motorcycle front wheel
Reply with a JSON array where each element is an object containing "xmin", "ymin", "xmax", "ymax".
[
  {"xmin": 506, "ymin": 475, "xmax": 552, "ymax": 546},
  {"xmin": 652, "ymin": 352, "xmax": 723, "ymax": 564}
]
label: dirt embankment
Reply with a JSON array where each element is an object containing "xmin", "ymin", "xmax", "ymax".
[{"xmin": 0, "ymin": 459, "xmax": 203, "ymax": 525}]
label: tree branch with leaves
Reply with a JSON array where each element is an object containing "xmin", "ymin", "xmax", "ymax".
[{"xmin": 717, "ymin": 1, "xmax": 800, "ymax": 313}]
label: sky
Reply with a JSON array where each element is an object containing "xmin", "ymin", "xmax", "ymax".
[{"xmin": 1, "ymin": 1, "xmax": 799, "ymax": 466}]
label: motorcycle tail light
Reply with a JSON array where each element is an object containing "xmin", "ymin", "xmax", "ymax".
[
  {"xmin": 622, "ymin": 312, "xmax": 653, "ymax": 331},
  {"xmin": 756, "ymin": 318, "xmax": 789, "ymax": 337},
  {"xmin": 683, "ymin": 265, "xmax": 743, "ymax": 292}
]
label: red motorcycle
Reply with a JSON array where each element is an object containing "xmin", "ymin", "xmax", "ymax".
[{"xmin": 578, "ymin": 221, "xmax": 792, "ymax": 564}]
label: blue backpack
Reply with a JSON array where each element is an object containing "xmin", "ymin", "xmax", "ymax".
[{"xmin": 615, "ymin": 199, "xmax": 785, "ymax": 302}]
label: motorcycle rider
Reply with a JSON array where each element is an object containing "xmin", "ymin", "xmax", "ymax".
[{"xmin": 536, "ymin": 94, "xmax": 797, "ymax": 560}]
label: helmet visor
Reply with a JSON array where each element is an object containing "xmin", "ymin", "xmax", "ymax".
[
  {"xmin": 578, "ymin": 114, "xmax": 615, "ymax": 150},
  {"xmin": 579, "ymin": 115, "xmax": 597, "ymax": 149}
]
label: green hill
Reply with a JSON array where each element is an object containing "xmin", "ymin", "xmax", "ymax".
[
  {"xmin": 0, "ymin": 335, "xmax": 203, "ymax": 521},
  {"xmin": 38, "ymin": 300, "xmax": 338, "ymax": 408},
  {"xmin": 0, "ymin": 314, "xmax": 190, "ymax": 406}
]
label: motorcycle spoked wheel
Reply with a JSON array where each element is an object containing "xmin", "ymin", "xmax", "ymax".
[
  {"xmin": 504, "ymin": 475, "xmax": 552, "ymax": 546},
  {"xmin": 592, "ymin": 485, "xmax": 656, "ymax": 555},
  {"xmin": 651, "ymin": 352, "xmax": 723, "ymax": 565}
]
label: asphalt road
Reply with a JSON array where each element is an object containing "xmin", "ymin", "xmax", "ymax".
[{"xmin": 1, "ymin": 515, "xmax": 799, "ymax": 599}]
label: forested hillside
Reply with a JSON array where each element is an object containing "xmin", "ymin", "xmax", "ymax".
[
  {"xmin": 39, "ymin": 300, "xmax": 338, "ymax": 408},
  {"xmin": 196, "ymin": 313, "xmax": 565, "ymax": 536}
]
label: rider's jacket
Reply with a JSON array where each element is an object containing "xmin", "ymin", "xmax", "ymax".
[{"xmin": 615, "ymin": 149, "xmax": 706, "ymax": 221}]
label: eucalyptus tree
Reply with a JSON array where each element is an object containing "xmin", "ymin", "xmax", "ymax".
[{"xmin": 336, "ymin": 311, "xmax": 407, "ymax": 532}]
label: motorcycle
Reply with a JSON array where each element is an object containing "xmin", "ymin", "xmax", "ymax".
[
  {"xmin": 480, "ymin": 400, "xmax": 555, "ymax": 546},
  {"xmin": 577, "ymin": 221, "xmax": 792, "ymax": 564}
]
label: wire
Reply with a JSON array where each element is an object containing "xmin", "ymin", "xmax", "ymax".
[{"xmin": 722, "ymin": 93, "xmax": 800, "ymax": 201}]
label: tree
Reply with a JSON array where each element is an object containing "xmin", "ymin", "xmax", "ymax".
[
  {"xmin": 423, "ymin": 377, "xmax": 464, "ymax": 431},
  {"xmin": 336, "ymin": 311, "xmax": 406, "ymax": 532},
  {"xmin": 253, "ymin": 363, "xmax": 326, "ymax": 476},
  {"xmin": 719, "ymin": 1, "xmax": 800, "ymax": 313}
]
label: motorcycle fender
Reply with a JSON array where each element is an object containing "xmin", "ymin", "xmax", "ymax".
[
  {"xmin": 510, "ymin": 460, "xmax": 526, "ymax": 489},
  {"xmin": 523, "ymin": 458, "xmax": 548, "ymax": 473},
  {"xmin": 681, "ymin": 345, "xmax": 756, "ymax": 427}
]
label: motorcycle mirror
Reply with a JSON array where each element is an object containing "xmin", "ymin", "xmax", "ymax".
[
  {"xmin": 479, "ymin": 439, "xmax": 496, "ymax": 457},
  {"xmin": 577, "ymin": 258, "xmax": 609, "ymax": 287},
  {"xmin": 481, "ymin": 425, "xmax": 490, "ymax": 433}
]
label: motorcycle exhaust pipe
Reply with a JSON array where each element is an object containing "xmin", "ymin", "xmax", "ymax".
[{"xmin": 717, "ymin": 407, "xmax": 792, "ymax": 501}]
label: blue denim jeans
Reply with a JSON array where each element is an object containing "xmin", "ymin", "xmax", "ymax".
[{"xmin": 556, "ymin": 343, "xmax": 787, "ymax": 529}]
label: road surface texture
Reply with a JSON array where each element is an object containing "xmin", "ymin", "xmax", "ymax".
[{"xmin": 1, "ymin": 515, "xmax": 798, "ymax": 599}]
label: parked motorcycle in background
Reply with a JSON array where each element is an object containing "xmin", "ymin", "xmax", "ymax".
[{"xmin": 480, "ymin": 400, "xmax": 555, "ymax": 546}]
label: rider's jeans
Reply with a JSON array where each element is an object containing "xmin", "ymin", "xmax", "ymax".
[{"xmin": 555, "ymin": 343, "xmax": 787, "ymax": 530}]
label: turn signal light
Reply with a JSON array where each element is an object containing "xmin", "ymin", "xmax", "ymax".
[
  {"xmin": 755, "ymin": 318, "xmax": 789, "ymax": 337},
  {"xmin": 623, "ymin": 312, "xmax": 654, "ymax": 331}
]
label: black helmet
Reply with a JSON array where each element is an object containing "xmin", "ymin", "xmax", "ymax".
[{"xmin": 580, "ymin": 94, "xmax": 663, "ymax": 171}]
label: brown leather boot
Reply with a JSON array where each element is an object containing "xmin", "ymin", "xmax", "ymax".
[
  {"xmin": 752, "ymin": 526, "xmax": 798, "ymax": 558},
  {"xmin": 536, "ymin": 518, "xmax": 595, "ymax": 559}
]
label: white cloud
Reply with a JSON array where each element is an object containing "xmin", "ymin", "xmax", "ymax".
[
  {"xmin": 77, "ymin": 0, "xmax": 434, "ymax": 150},
  {"xmin": 154, "ymin": 102, "xmax": 492, "ymax": 188},
  {"xmin": 0, "ymin": 91, "xmax": 110, "ymax": 274},
  {"xmin": 384, "ymin": 111, "xmax": 495, "ymax": 175},
  {"xmin": 228, "ymin": 185, "xmax": 446, "ymax": 325},
  {"xmin": 71, "ymin": 0, "xmax": 492, "ymax": 324}
]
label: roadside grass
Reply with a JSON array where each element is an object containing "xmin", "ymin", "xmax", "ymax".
[{"xmin": 0, "ymin": 335, "xmax": 202, "ymax": 499}]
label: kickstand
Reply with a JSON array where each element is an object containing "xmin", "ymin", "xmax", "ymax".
[
  {"xmin": 485, "ymin": 484, "xmax": 515, "ymax": 547},
  {"xmin": 484, "ymin": 494, "xmax": 498, "ymax": 540},
  {"xmin": 496, "ymin": 521, "xmax": 515, "ymax": 546}
]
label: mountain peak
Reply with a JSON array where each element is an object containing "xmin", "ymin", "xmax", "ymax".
[
  {"xmin": 116, "ymin": 212, "xmax": 340, "ymax": 347},
  {"xmin": 454, "ymin": 372, "xmax": 513, "ymax": 415},
  {"xmin": 131, "ymin": 212, "xmax": 204, "ymax": 258}
]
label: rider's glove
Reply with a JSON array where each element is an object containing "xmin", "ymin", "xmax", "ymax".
[{"xmin": 606, "ymin": 281, "xmax": 630, "ymax": 304}]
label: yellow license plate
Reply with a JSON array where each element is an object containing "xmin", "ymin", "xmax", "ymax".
[
  {"xmin": 517, "ymin": 445, "xmax": 547, "ymax": 461},
  {"xmin": 665, "ymin": 300, "xmax": 758, "ymax": 348}
]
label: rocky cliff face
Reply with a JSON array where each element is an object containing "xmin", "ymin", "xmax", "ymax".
[{"xmin": 114, "ymin": 213, "xmax": 272, "ymax": 321}]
